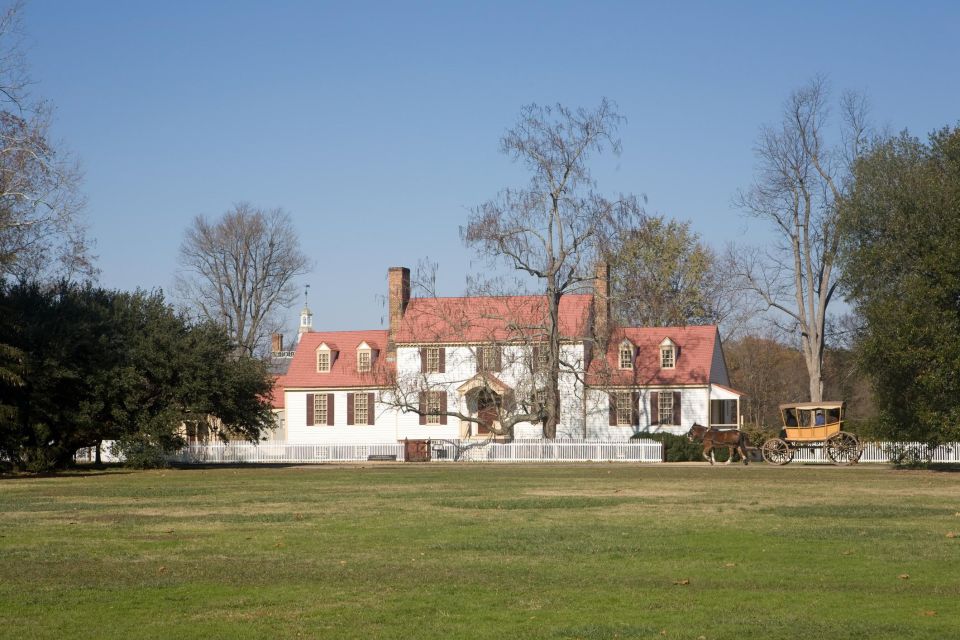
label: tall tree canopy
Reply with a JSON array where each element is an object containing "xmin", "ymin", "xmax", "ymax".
[
  {"xmin": 0, "ymin": 281, "xmax": 276, "ymax": 471},
  {"xmin": 606, "ymin": 216, "xmax": 714, "ymax": 328},
  {"xmin": 176, "ymin": 204, "xmax": 310, "ymax": 357},
  {"xmin": 841, "ymin": 126, "xmax": 960, "ymax": 445}
]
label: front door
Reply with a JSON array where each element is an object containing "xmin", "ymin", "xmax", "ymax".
[{"xmin": 477, "ymin": 390, "xmax": 499, "ymax": 435}]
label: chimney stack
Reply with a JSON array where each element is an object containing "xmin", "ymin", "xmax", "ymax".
[
  {"xmin": 271, "ymin": 333, "xmax": 284, "ymax": 353},
  {"xmin": 593, "ymin": 260, "xmax": 610, "ymax": 348},
  {"xmin": 387, "ymin": 266, "xmax": 410, "ymax": 355}
]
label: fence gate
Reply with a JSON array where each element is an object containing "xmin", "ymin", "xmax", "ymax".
[{"xmin": 404, "ymin": 439, "xmax": 431, "ymax": 462}]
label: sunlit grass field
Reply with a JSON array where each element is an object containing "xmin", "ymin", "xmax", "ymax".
[{"xmin": 1, "ymin": 463, "xmax": 958, "ymax": 639}]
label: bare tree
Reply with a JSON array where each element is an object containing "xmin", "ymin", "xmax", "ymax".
[
  {"xmin": 0, "ymin": 1, "xmax": 90, "ymax": 281},
  {"xmin": 463, "ymin": 99, "xmax": 643, "ymax": 438},
  {"xmin": 176, "ymin": 204, "xmax": 310, "ymax": 357},
  {"xmin": 731, "ymin": 78, "xmax": 868, "ymax": 401}
]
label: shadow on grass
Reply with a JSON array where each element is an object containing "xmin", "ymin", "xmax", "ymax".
[
  {"xmin": 925, "ymin": 463, "xmax": 960, "ymax": 473},
  {"xmin": 0, "ymin": 466, "xmax": 136, "ymax": 481}
]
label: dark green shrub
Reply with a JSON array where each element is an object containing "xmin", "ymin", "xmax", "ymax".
[
  {"xmin": 111, "ymin": 435, "xmax": 169, "ymax": 469},
  {"xmin": 630, "ymin": 431, "xmax": 708, "ymax": 462}
]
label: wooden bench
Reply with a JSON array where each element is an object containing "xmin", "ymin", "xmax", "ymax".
[{"xmin": 367, "ymin": 454, "xmax": 398, "ymax": 461}]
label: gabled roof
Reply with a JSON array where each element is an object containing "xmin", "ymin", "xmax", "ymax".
[
  {"xmin": 588, "ymin": 325, "xmax": 721, "ymax": 387},
  {"xmin": 394, "ymin": 294, "xmax": 593, "ymax": 344},
  {"xmin": 282, "ymin": 330, "xmax": 391, "ymax": 389}
]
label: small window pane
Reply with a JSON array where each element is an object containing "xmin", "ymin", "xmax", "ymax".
[
  {"xmin": 355, "ymin": 394, "xmax": 368, "ymax": 424},
  {"xmin": 616, "ymin": 392, "xmax": 632, "ymax": 426},
  {"xmin": 661, "ymin": 347, "xmax": 675, "ymax": 369},
  {"xmin": 620, "ymin": 346, "xmax": 633, "ymax": 369},
  {"xmin": 315, "ymin": 395, "xmax": 327, "ymax": 425},
  {"xmin": 426, "ymin": 391, "xmax": 442, "ymax": 425},
  {"xmin": 358, "ymin": 351, "xmax": 371, "ymax": 372},
  {"xmin": 659, "ymin": 393, "xmax": 674, "ymax": 425}
]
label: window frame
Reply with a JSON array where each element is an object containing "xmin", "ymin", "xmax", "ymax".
[
  {"xmin": 426, "ymin": 391, "xmax": 442, "ymax": 425},
  {"xmin": 317, "ymin": 348, "xmax": 331, "ymax": 373},
  {"xmin": 426, "ymin": 347, "xmax": 441, "ymax": 373},
  {"xmin": 314, "ymin": 394, "xmax": 328, "ymax": 425},
  {"xmin": 660, "ymin": 345, "xmax": 675, "ymax": 369},
  {"xmin": 357, "ymin": 349, "xmax": 371, "ymax": 373},
  {"xmin": 658, "ymin": 392, "xmax": 674, "ymax": 425},
  {"xmin": 615, "ymin": 391, "xmax": 632, "ymax": 426},
  {"xmin": 354, "ymin": 393, "xmax": 368, "ymax": 425},
  {"xmin": 619, "ymin": 343, "xmax": 634, "ymax": 370}
]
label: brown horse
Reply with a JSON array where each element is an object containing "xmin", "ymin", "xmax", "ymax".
[{"xmin": 686, "ymin": 423, "xmax": 751, "ymax": 465}]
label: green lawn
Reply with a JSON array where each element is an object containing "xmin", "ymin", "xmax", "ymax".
[{"xmin": 1, "ymin": 464, "xmax": 958, "ymax": 639}]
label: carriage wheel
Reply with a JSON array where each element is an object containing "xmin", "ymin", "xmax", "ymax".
[
  {"xmin": 826, "ymin": 432, "xmax": 862, "ymax": 465},
  {"xmin": 761, "ymin": 438, "xmax": 793, "ymax": 465}
]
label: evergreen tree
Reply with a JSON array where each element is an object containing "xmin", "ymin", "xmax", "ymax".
[{"xmin": 842, "ymin": 126, "xmax": 960, "ymax": 445}]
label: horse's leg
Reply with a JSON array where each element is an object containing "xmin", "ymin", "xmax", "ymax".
[
  {"xmin": 724, "ymin": 444, "xmax": 733, "ymax": 465},
  {"xmin": 740, "ymin": 441, "xmax": 749, "ymax": 465},
  {"xmin": 703, "ymin": 442, "xmax": 713, "ymax": 465}
]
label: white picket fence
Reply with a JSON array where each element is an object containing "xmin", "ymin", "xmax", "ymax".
[
  {"xmin": 170, "ymin": 443, "xmax": 406, "ymax": 464},
  {"xmin": 432, "ymin": 438, "xmax": 663, "ymax": 463},
  {"xmin": 787, "ymin": 441, "xmax": 960, "ymax": 464},
  {"xmin": 169, "ymin": 439, "xmax": 663, "ymax": 464},
  {"xmin": 161, "ymin": 439, "xmax": 960, "ymax": 465}
]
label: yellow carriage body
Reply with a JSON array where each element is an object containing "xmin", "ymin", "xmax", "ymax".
[{"xmin": 779, "ymin": 401, "xmax": 845, "ymax": 442}]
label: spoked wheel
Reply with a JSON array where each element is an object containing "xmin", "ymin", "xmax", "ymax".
[
  {"xmin": 826, "ymin": 431, "xmax": 862, "ymax": 465},
  {"xmin": 761, "ymin": 438, "xmax": 794, "ymax": 466}
]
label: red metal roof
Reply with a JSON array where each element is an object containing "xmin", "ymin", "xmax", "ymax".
[
  {"xmin": 280, "ymin": 330, "xmax": 392, "ymax": 389},
  {"xmin": 587, "ymin": 325, "xmax": 722, "ymax": 387},
  {"xmin": 393, "ymin": 294, "xmax": 593, "ymax": 344}
]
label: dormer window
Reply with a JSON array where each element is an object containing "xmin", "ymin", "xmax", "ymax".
[
  {"xmin": 357, "ymin": 342, "xmax": 372, "ymax": 373},
  {"xmin": 660, "ymin": 338, "xmax": 676, "ymax": 369},
  {"xmin": 619, "ymin": 341, "xmax": 634, "ymax": 370},
  {"xmin": 316, "ymin": 343, "xmax": 332, "ymax": 373}
]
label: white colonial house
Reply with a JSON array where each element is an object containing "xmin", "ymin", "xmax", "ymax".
[{"xmin": 268, "ymin": 265, "xmax": 742, "ymax": 444}]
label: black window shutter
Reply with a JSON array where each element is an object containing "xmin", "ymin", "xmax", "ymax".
[
  {"xmin": 438, "ymin": 348, "xmax": 445, "ymax": 373},
  {"xmin": 368, "ymin": 392, "xmax": 376, "ymax": 425},
  {"xmin": 631, "ymin": 391, "xmax": 640, "ymax": 426},
  {"xmin": 327, "ymin": 394, "xmax": 335, "ymax": 425},
  {"xmin": 608, "ymin": 393, "xmax": 617, "ymax": 426},
  {"xmin": 418, "ymin": 392, "xmax": 426, "ymax": 425},
  {"xmin": 650, "ymin": 391, "xmax": 659, "ymax": 425},
  {"xmin": 673, "ymin": 391, "xmax": 682, "ymax": 425},
  {"xmin": 306, "ymin": 393, "xmax": 314, "ymax": 426},
  {"xmin": 347, "ymin": 393, "xmax": 355, "ymax": 425},
  {"xmin": 439, "ymin": 391, "xmax": 448, "ymax": 425},
  {"xmin": 420, "ymin": 347, "xmax": 427, "ymax": 373}
]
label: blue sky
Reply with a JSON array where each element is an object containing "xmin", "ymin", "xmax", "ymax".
[{"xmin": 24, "ymin": 1, "xmax": 960, "ymax": 333}]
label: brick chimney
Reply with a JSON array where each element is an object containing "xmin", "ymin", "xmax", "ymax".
[
  {"xmin": 593, "ymin": 260, "xmax": 610, "ymax": 348},
  {"xmin": 271, "ymin": 333, "xmax": 284, "ymax": 353},
  {"xmin": 387, "ymin": 266, "xmax": 410, "ymax": 355}
]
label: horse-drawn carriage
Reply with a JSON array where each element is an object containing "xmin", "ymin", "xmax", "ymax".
[{"xmin": 761, "ymin": 401, "xmax": 862, "ymax": 465}]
